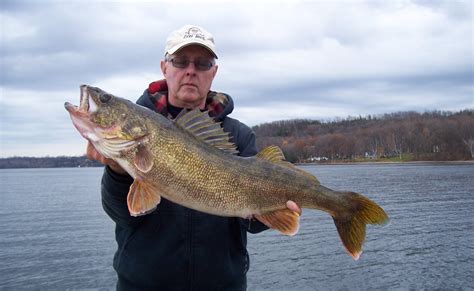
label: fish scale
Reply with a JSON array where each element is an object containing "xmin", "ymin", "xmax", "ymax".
[{"xmin": 65, "ymin": 84, "xmax": 389, "ymax": 260}]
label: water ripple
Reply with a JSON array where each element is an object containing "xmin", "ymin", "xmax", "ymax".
[{"xmin": 1, "ymin": 164, "xmax": 473, "ymax": 289}]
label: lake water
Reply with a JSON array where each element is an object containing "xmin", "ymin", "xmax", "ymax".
[{"xmin": 1, "ymin": 163, "xmax": 473, "ymax": 290}]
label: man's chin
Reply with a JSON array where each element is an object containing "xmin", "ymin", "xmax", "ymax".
[{"xmin": 175, "ymin": 94, "xmax": 205, "ymax": 108}]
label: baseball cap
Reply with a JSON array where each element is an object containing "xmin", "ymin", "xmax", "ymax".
[{"xmin": 164, "ymin": 25, "xmax": 218, "ymax": 59}]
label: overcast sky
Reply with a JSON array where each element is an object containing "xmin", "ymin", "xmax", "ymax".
[{"xmin": 1, "ymin": 0, "xmax": 473, "ymax": 157}]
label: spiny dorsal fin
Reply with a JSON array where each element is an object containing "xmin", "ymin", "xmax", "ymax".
[
  {"xmin": 256, "ymin": 145, "xmax": 319, "ymax": 183},
  {"xmin": 174, "ymin": 108, "xmax": 238, "ymax": 155}
]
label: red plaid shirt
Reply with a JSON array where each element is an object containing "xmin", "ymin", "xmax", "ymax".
[{"xmin": 148, "ymin": 80, "xmax": 227, "ymax": 119}]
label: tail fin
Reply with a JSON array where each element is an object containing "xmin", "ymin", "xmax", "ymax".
[{"xmin": 333, "ymin": 191, "xmax": 389, "ymax": 260}]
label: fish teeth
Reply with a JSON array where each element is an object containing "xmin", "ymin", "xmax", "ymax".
[
  {"xmin": 80, "ymin": 85, "xmax": 90, "ymax": 112},
  {"xmin": 89, "ymin": 97, "xmax": 98, "ymax": 113}
]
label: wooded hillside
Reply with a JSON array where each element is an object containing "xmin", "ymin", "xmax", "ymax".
[
  {"xmin": 253, "ymin": 110, "xmax": 474, "ymax": 163},
  {"xmin": 2, "ymin": 110, "xmax": 472, "ymax": 168},
  {"xmin": 0, "ymin": 156, "xmax": 102, "ymax": 169}
]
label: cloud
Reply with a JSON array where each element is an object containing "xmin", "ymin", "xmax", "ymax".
[{"xmin": 0, "ymin": 0, "xmax": 472, "ymax": 157}]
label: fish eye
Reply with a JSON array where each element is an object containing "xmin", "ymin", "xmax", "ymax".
[{"xmin": 100, "ymin": 93, "xmax": 112, "ymax": 103}]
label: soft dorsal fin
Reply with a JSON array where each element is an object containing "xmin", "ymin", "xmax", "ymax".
[
  {"xmin": 256, "ymin": 145, "xmax": 290, "ymax": 164},
  {"xmin": 174, "ymin": 108, "xmax": 238, "ymax": 155},
  {"xmin": 256, "ymin": 145, "xmax": 319, "ymax": 183}
]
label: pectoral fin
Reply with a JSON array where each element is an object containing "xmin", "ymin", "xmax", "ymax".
[
  {"xmin": 127, "ymin": 179, "xmax": 161, "ymax": 216},
  {"xmin": 133, "ymin": 143, "xmax": 154, "ymax": 173},
  {"xmin": 255, "ymin": 209, "xmax": 300, "ymax": 236}
]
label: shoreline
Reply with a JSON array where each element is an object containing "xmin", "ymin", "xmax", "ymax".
[
  {"xmin": 297, "ymin": 160, "xmax": 474, "ymax": 166},
  {"xmin": 1, "ymin": 157, "xmax": 473, "ymax": 170}
]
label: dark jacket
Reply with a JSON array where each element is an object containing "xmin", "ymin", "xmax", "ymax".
[{"xmin": 101, "ymin": 82, "xmax": 268, "ymax": 290}]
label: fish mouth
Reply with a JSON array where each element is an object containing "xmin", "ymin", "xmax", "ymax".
[
  {"xmin": 65, "ymin": 85, "xmax": 145, "ymax": 159},
  {"xmin": 64, "ymin": 85, "xmax": 98, "ymax": 116},
  {"xmin": 64, "ymin": 85, "xmax": 107, "ymax": 143}
]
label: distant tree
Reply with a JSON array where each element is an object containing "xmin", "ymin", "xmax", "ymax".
[
  {"xmin": 253, "ymin": 109, "xmax": 473, "ymax": 163},
  {"xmin": 0, "ymin": 156, "xmax": 103, "ymax": 169}
]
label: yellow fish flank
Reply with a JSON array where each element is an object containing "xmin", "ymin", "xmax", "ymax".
[{"xmin": 65, "ymin": 85, "xmax": 389, "ymax": 260}]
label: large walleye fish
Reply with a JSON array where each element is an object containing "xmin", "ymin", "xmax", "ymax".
[{"xmin": 65, "ymin": 85, "xmax": 388, "ymax": 260}]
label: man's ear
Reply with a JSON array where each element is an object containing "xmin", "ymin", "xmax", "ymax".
[
  {"xmin": 212, "ymin": 64, "xmax": 218, "ymax": 78},
  {"xmin": 160, "ymin": 60, "xmax": 167, "ymax": 76}
]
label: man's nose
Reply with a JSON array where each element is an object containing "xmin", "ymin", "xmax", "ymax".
[{"xmin": 185, "ymin": 62, "xmax": 197, "ymax": 76}]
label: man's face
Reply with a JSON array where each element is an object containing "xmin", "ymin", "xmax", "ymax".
[{"xmin": 161, "ymin": 45, "xmax": 218, "ymax": 109}]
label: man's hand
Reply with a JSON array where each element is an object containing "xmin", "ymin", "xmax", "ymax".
[
  {"xmin": 286, "ymin": 200, "xmax": 302, "ymax": 215},
  {"xmin": 86, "ymin": 141, "xmax": 127, "ymax": 174}
]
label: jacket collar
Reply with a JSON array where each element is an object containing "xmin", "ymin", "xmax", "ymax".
[{"xmin": 147, "ymin": 79, "xmax": 233, "ymax": 121}]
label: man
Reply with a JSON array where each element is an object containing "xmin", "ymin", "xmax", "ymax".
[{"xmin": 88, "ymin": 25, "xmax": 300, "ymax": 290}]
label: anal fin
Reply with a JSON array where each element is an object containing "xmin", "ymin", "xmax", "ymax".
[
  {"xmin": 127, "ymin": 179, "xmax": 161, "ymax": 216},
  {"xmin": 255, "ymin": 209, "xmax": 300, "ymax": 236}
]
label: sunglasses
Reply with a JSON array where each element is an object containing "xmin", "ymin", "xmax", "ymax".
[{"xmin": 167, "ymin": 56, "xmax": 214, "ymax": 71}]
